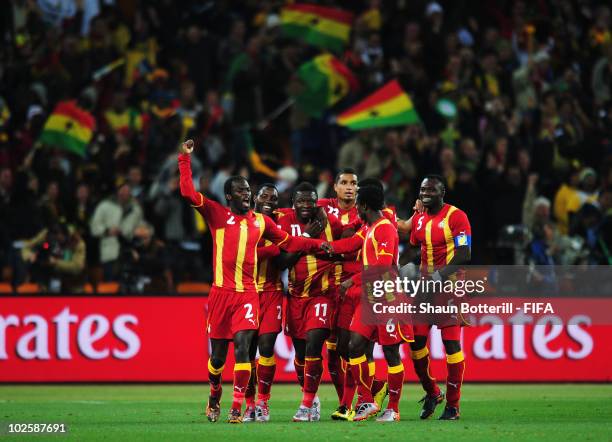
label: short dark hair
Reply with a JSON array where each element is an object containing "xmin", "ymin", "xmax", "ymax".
[
  {"xmin": 224, "ymin": 175, "xmax": 248, "ymax": 195},
  {"xmin": 257, "ymin": 183, "xmax": 278, "ymax": 195},
  {"xmin": 291, "ymin": 181, "xmax": 317, "ymax": 202},
  {"xmin": 358, "ymin": 178, "xmax": 384, "ymax": 192},
  {"xmin": 335, "ymin": 168, "xmax": 358, "ymax": 184},
  {"xmin": 423, "ymin": 174, "xmax": 446, "ymax": 190},
  {"xmin": 357, "ymin": 185, "xmax": 384, "ymax": 211}
]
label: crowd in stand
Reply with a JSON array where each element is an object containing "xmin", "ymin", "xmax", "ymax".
[{"xmin": 0, "ymin": 0, "xmax": 610, "ymax": 293}]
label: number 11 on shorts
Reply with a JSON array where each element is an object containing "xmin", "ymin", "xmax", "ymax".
[{"xmin": 314, "ymin": 302, "xmax": 327, "ymax": 317}]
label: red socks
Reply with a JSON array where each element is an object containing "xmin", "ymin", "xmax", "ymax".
[
  {"xmin": 342, "ymin": 360, "xmax": 357, "ymax": 408},
  {"xmin": 207, "ymin": 359, "xmax": 224, "ymax": 399},
  {"xmin": 446, "ymin": 351, "xmax": 465, "ymax": 408},
  {"xmin": 245, "ymin": 360, "xmax": 256, "ymax": 408},
  {"xmin": 301, "ymin": 357, "xmax": 323, "ymax": 408},
  {"xmin": 231, "ymin": 362, "xmax": 251, "ymax": 411},
  {"xmin": 294, "ymin": 358, "xmax": 305, "ymax": 389},
  {"xmin": 350, "ymin": 355, "xmax": 373, "ymax": 403},
  {"xmin": 257, "ymin": 355, "xmax": 276, "ymax": 403},
  {"xmin": 370, "ymin": 361, "xmax": 385, "ymax": 397},
  {"xmin": 411, "ymin": 347, "xmax": 441, "ymax": 398},
  {"xmin": 387, "ymin": 363, "xmax": 405, "ymax": 412},
  {"xmin": 326, "ymin": 342, "xmax": 344, "ymax": 403}
]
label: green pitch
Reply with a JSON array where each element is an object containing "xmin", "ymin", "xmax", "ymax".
[{"xmin": 1, "ymin": 384, "xmax": 610, "ymax": 441}]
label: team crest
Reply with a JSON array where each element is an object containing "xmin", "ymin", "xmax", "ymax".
[{"xmin": 438, "ymin": 220, "xmax": 445, "ymax": 228}]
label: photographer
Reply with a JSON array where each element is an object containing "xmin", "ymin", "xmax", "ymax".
[
  {"xmin": 21, "ymin": 223, "xmax": 86, "ymax": 293},
  {"xmin": 118, "ymin": 222, "xmax": 173, "ymax": 294}
]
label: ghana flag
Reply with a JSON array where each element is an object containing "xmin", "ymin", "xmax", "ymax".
[
  {"xmin": 294, "ymin": 54, "xmax": 358, "ymax": 117},
  {"xmin": 281, "ymin": 4, "xmax": 353, "ymax": 52},
  {"xmin": 337, "ymin": 80, "xmax": 420, "ymax": 130},
  {"xmin": 39, "ymin": 101, "xmax": 95, "ymax": 157}
]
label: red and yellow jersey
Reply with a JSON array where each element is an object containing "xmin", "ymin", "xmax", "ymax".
[
  {"xmin": 277, "ymin": 208, "xmax": 344, "ymax": 298},
  {"xmin": 178, "ymin": 154, "xmax": 321, "ymax": 293},
  {"xmin": 256, "ymin": 240, "xmax": 283, "ymax": 293},
  {"xmin": 362, "ymin": 217, "xmax": 399, "ymax": 267},
  {"xmin": 335, "ymin": 206, "xmax": 398, "ymax": 277},
  {"xmin": 256, "ymin": 211, "xmax": 283, "ymax": 292},
  {"xmin": 410, "ymin": 204, "xmax": 471, "ymax": 276},
  {"xmin": 318, "ymin": 198, "xmax": 359, "ymax": 226}
]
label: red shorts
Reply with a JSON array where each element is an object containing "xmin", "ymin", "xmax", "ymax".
[
  {"xmin": 413, "ymin": 324, "xmax": 461, "ymax": 340},
  {"xmin": 412, "ymin": 292, "xmax": 466, "ymax": 340},
  {"xmin": 285, "ymin": 295, "xmax": 333, "ymax": 339},
  {"xmin": 336, "ymin": 285, "xmax": 360, "ymax": 330},
  {"xmin": 206, "ymin": 286, "xmax": 259, "ymax": 340},
  {"xmin": 258, "ymin": 290, "xmax": 284, "ymax": 335},
  {"xmin": 350, "ymin": 301, "xmax": 413, "ymax": 346}
]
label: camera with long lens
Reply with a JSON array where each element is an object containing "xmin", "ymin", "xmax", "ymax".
[{"xmin": 30, "ymin": 224, "xmax": 68, "ymax": 287}]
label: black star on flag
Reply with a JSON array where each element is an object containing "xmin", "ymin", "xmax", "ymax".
[{"xmin": 369, "ymin": 109, "xmax": 379, "ymax": 117}]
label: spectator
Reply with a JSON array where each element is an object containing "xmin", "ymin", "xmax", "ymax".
[
  {"xmin": 118, "ymin": 221, "xmax": 172, "ymax": 293},
  {"xmin": 90, "ymin": 183, "xmax": 144, "ymax": 280}
]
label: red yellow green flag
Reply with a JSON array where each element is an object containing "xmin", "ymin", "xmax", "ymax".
[
  {"xmin": 38, "ymin": 101, "xmax": 96, "ymax": 157},
  {"xmin": 281, "ymin": 3, "xmax": 353, "ymax": 52},
  {"xmin": 337, "ymin": 80, "xmax": 420, "ymax": 130},
  {"xmin": 294, "ymin": 54, "xmax": 358, "ymax": 117}
]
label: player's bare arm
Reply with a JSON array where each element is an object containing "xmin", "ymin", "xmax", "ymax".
[
  {"xmin": 397, "ymin": 199, "xmax": 424, "ymax": 236},
  {"xmin": 433, "ymin": 245, "xmax": 471, "ymax": 280},
  {"xmin": 276, "ymin": 219, "xmax": 323, "ymax": 270}
]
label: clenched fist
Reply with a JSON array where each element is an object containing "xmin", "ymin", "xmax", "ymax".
[{"xmin": 180, "ymin": 139, "xmax": 194, "ymax": 154}]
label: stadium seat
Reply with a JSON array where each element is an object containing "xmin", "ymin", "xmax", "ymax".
[
  {"xmin": 176, "ymin": 282, "xmax": 211, "ymax": 294},
  {"xmin": 16, "ymin": 283, "xmax": 40, "ymax": 294},
  {"xmin": 96, "ymin": 282, "xmax": 120, "ymax": 294},
  {"xmin": 0, "ymin": 282, "xmax": 13, "ymax": 294}
]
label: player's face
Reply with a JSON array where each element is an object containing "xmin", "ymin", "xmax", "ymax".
[
  {"xmin": 255, "ymin": 186, "xmax": 279, "ymax": 216},
  {"xmin": 228, "ymin": 179, "xmax": 251, "ymax": 214},
  {"xmin": 334, "ymin": 174, "xmax": 358, "ymax": 202},
  {"xmin": 419, "ymin": 178, "xmax": 444, "ymax": 209},
  {"xmin": 293, "ymin": 191, "xmax": 317, "ymax": 222}
]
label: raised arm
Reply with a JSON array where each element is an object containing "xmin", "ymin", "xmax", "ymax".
[{"xmin": 177, "ymin": 140, "xmax": 204, "ymax": 207}]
